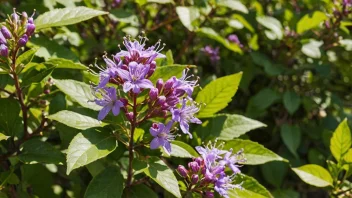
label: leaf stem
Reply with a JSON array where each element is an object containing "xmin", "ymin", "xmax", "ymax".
[{"xmin": 126, "ymin": 93, "xmax": 138, "ymax": 187}]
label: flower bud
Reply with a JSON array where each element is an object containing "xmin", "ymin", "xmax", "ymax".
[
  {"xmin": 205, "ymin": 191, "xmax": 214, "ymax": 198},
  {"xmin": 174, "ymin": 89, "xmax": 185, "ymax": 97},
  {"xmin": 1, "ymin": 26, "xmax": 12, "ymax": 39},
  {"xmin": 194, "ymin": 157, "xmax": 203, "ymax": 166},
  {"xmin": 156, "ymin": 79, "xmax": 163, "ymax": 91},
  {"xmin": 188, "ymin": 161, "xmax": 200, "ymax": 173},
  {"xmin": 157, "ymin": 96, "xmax": 166, "ymax": 105},
  {"xmin": 18, "ymin": 34, "xmax": 28, "ymax": 47},
  {"xmin": 0, "ymin": 32, "xmax": 7, "ymax": 44},
  {"xmin": 28, "ymin": 17, "xmax": 34, "ymax": 24},
  {"xmin": 166, "ymin": 96, "xmax": 179, "ymax": 107},
  {"xmin": 126, "ymin": 112, "xmax": 134, "ymax": 121},
  {"xmin": 26, "ymin": 23, "xmax": 36, "ymax": 36},
  {"xmin": 191, "ymin": 174, "xmax": 199, "ymax": 184},
  {"xmin": 21, "ymin": 12, "xmax": 28, "ymax": 25},
  {"xmin": 164, "ymin": 78, "xmax": 174, "ymax": 90},
  {"xmin": 44, "ymin": 89, "xmax": 50, "ymax": 94},
  {"xmin": 119, "ymin": 98, "xmax": 128, "ymax": 106},
  {"xmin": 149, "ymin": 88, "xmax": 158, "ymax": 100},
  {"xmin": 0, "ymin": 44, "xmax": 8, "ymax": 57},
  {"xmin": 11, "ymin": 12, "xmax": 19, "ymax": 24},
  {"xmin": 177, "ymin": 165, "xmax": 188, "ymax": 178}
]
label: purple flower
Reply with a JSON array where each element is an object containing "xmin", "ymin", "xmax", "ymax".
[
  {"xmin": 214, "ymin": 174, "xmax": 242, "ymax": 198},
  {"xmin": 26, "ymin": 23, "xmax": 36, "ymax": 36},
  {"xmin": 1, "ymin": 26, "xmax": 11, "ymax": 39},
  {"xmin": 18, "ymin": 34, "xmax": 28, "ymax": 47},
  {"xmin": 196, "ymin": 145, "xmax": 224, "ymax": 168},
  {"xmin": 228, "ymin": 34, "xmax": 240, "ymax": 44},
  {"xmin": 117, "ymin": 61, "xmax": 154, "ymax": 93},
  {"xmin": 149, "ymin": 121, "xmax": 175, "ymax": 155},
  {"xmin": 170, "ymin": 99, "xmax": 202, "ymax": 138},
  {"xmin": 202, "ymin": 46, "xmax": 220, "ymax": 64},
  {"xmin": 95, "ymin": 87, "xmax": 124, "ymax": 120},
  {"xmin": 96, "ymin": 57, "xmax": 121, "ymax": 89},
  {"xmin": 0, "ymin": 32, "xmax": 7, "ymax": 44},
  {"xmin": 115, "ymin": 36, "xmax": 165, "ymax": 63},
  {"xmin": 167, "ymin": 69, "xmax": 197, "ymax": 97},
  {"xmin": 219, "ymin": 149, "xmax": 245, "ymax": 174}
]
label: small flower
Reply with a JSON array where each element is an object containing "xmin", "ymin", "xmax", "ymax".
[
  {"xmin": 95, "ymin": 87, "xmax": 124, "ymax": 120},
  {"xmin": 149, "ymin": 121, "xmax": 175, "ymax": 154},
  {"xmin": 214, "ymin": 174, "xmax": 242, "ymax": 198},
  {"xmin": 219, "ymin": 148, "xmax": 245, "ymax": 174},
  {"xmin": 195, "ymin": 141, "xmax": 226, "ymax": 168},
  {"xmin": 96, "ymin": 57, "xmax": 121, "ymax": 89},
  {"xmin": 169, "ymin": 69, "xmax": 197, "ymax": 97},
  {"xmin": 202, "ymin": 46, "xmax": 220, "ymax": 64},
  {"xmin": 171, "ymin": 99, "xmax": 202, "ymax": 138},
  {"xmin": 117, "ymin": 61, "xmax": 154, "ymax": 93}
]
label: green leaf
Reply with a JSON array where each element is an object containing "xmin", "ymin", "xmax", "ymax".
[
  {"xmin": 175, "ymin": 6, "xmax": 200, "ymax": 31},
  {"xmin": 143, "ymin": 157, "xmax": 181, "ymax": 198},
  {"xmin": 223, "ymin": 139, "xmax": 287, "ymax": 165},
  {"xmin": 35, "ymin": 7, "xmax": 108, "ymax": 30},
  {"xmin": 54, "ymin": 79, "xmax": 102, "ymax": 111},
  {"xmin": 18, "ymin": 139, "xmax": 65, "ymax": 164},
  {"xmin": 272, "ymin": 189, "xmax": 299, "ymax": 198},
  {"xmin": 261, "ymin": 161, "xmax": 288, "ymax": 188},
  {"xmin": 283, "ymin": 91, "xmax": 301, "ymax": 114},
  {"xmin": 22, "ymin": 65, "xmax": 55, "ymax": 87},
  {"xmin": 45, "ymin": 58, "xmax": 88, "ymax": 70},
  {"xmin": 330, "ymin": 118, "xmax": 351, "ymax": 161},
  {"xmin": 196, "ymin": 72, "xmax": 242, "ymax": 118},
  {"xmin": 110, "ymin": 9, "xmax": 139, "ymax": 26},
  {"xmin": 196, "ymin": 114, "xmax": 266, "ymax": 140},
  {"xmin": 149, "ymin": 64, "xmax": 195, "ymax": 83},
  {"xmin": 0, "ymin": 98, "xmax": 21, "ymax": 136},
  {"xmin": 197, "ymin": 27, "xmax": 242, "ymax": 54},
  {"xmin": 229, "ymin": 174, "xmax": 273, "ymax": 198},
  {"xmin": 246, "ymin": 88, "xmax": 281, "ymax": 118},
  {"xmin": 250, "ymin": 52, "xmax": 284, "ymax": 76},
  {"xmin": 162, "ymin": 141, "xmax": 199, "ymax": 158},
  {"xmin": 280, "ymin": 124, "xmax": 301, "ymax": 158},
  {"xmin": 217, "ymin": 0, "xmax": 248, "ymax": 13},
  {"xmin": 301, "ymin": 39, "xmax": 323, "ymax": 59},
  {"xmin": 66, "ymin": 128, "xmax": 117, "ymax": 174},
  {"xmin": 256, "ymin": 16, "xmax": 283, "ymax": 40},
  {"xmin": 147, "ymin": 0, "xmax": 174, "ymax": 4},
  {"xmin": 84, "ymin": 166, "xmax": 123, "ymax": 198},
  {"xmin": 123, "ymin": 184, "xmax": 158, "ymax": 198},
  {"xmin": 166, "ymin": 50, "xmax": 174, "ymax": 65},
  {"xmin": 0, "ymin": 170, "xmax": 20, "ymax": 185},
  {"xmin": 47, "ymin": 110, "xmax": 105, "ymax": 130},
  {"xmin": 344, "ymin": 148, "xmax": 352, "ymax": 163},
  {"xmin": 16, "ymin": 47, "xmax": 39, "ymax": 67},
  {"xmin": 0, "ymin": 133, "xmax": 10, "ymax": 141},
  {"xmin": 296, "ymin": 11, "xmax": 328, "ymax": 34},
  {"xmin": 292, "ymin": 164, "xmax": 333, "ymax": 187}
]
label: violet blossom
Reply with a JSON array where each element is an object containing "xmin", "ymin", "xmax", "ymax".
[
  {"xmin": 95, "ymin": 57, "xmax": 122, "ymax": 89},
  {"xmin": 94, "ymin": 87, "xmax": 124, "ymax": 120},
  {"xmin": 149, "ymin": 121, "xmax": 175, "ymax": 155},
  {"xmin": 117, "ymin": 61, "xmax": 154, "ymax": 93},
  {"xmin": 202, "ymin": 46, "xmax": 220, "ymax": 64},
  {"xmin": 170, "ymin": 98, "xmax": 202, "ymax": 138}
]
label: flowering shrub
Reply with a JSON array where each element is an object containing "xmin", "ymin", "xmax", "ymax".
[{"xmin": 0, "ymin": 0, "xmax": 351, "ymax": 197}]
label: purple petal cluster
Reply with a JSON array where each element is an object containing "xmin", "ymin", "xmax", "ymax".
[
  {"xmin": 177, "ymin": 141, "xmax": 246, "ymax": 198},
  {"xmin": 227, "ymin": 34, "xmax": 243, "ymax": 48},
  {"xmin": 202, "ymin": 46, "xmax": 220, "ymax": 64},
  {"xmin": 0, "ymin": 10, "xmax": 36, "ymax": 57}
]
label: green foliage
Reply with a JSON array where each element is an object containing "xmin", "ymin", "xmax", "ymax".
[
  {"xmin": 292, "ymin": 164, "xmax": 333, "ymax": 187},
  {"xmin": 280, "ymin": 124, "xmax": 301, "ymax": 158},
  {"xmin": 330, "ymin": 118, "xmax": 351, "ymax": 161},
  {"xmin": 296, "ymin": 11, "xmax": 328, "ymax": 34},
  {"xmin": 196, "ymin": 72, "xmax": 242, "ymax": 118},
  {"xmin": 229, "ymin": 174, "xmax": 273, "ymax": 198},
  {"xmin": 48, "ymin": 110, "xmax": 104, "ymax": 130},
  {"xmin": 35, "ymin": 7, "xmax": 108, "ymax": 30},
  {"xmin": 0, "ymin": 98, "xmax": 21, "ymax": 136}
]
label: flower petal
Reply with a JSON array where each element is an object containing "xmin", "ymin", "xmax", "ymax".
[
  {"xmin": 163, "ymin": 141, "xmax": 172, "ymax": 155},
  {"xmin": 98, "ymin": 104, "xmax": 112, "ymax": 120},
  {"xmin": 150, "ymin": 137, "xmax": 161, "ymax": 149},
  {"xmin": 123, "ymin": 82, "xmax": 134, "ymax": 93},
  {"xmin": 137, "ymin": 79, "xmax": 154, "ymax": 89}
]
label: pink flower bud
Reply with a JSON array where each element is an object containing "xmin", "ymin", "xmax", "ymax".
[
  {"xmin": 126, "ymin": 112, "xmax": 134, "ymax": 121},
  {"xmin": 157, "ymin": 96, "xmax": 166, "ymax": 105},
  {"xmin": 0, "ymin": 44, "xmax": 8, "ymax": 57},
  {"xmin": 177, "ymin": 165, "xmax": 188, "ymax": 178},
  {"xmin": 205, "ymin": 191, "xmax": 214, "ymax": 198},
  {"xmin": 194, "ymin": 157, "xmax": 203, "ymax": 166},
  {"xmin": 164, "ymin": 78, "xmax": 174, "ymax": 89},
  {"xmin": 18, "ymin": 34, "xmax": 28, "ymax": 47},
  {"xmin": 26, "ymin": 23, "xmax": 36, "ymax": 36},
  {"xmin": 149, "ymin": 88, "xmax": 158, "ymax": 100},
  {"xmin": 191, "ymin": 174, "xmax": 199, "ymax": 184},
  {"xmin": 119, "ymin": 98, "xmax": 128, "ymax": 106}
]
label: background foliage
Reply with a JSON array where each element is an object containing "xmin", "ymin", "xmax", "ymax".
[{"xmin": 0, "ymin": 0, "xmax": 352, "ymax": 197}]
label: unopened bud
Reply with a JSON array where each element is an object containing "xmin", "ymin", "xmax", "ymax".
[
  {"xmin": 0, "ymin": 44, "xmax": 8, "ymax": 57},
  {"xmin": 164, "ymin": 78, "xmax": 174, "ymax": 89},
  {"xmin": 157, "ymin": 96, "xmax": 166, "ymax": 105},
  {"xmin": 177, "ymin": 165, "xmax": 188, "ymax": 178},
  {"xmin": 28, "ymin": 17, "xmax": 34, "ymax": 24},
  {"xmin": 21, "ymin": 12, "xmax": 28, "ymax": 25},
  {"xmin": 149, "ymin": 88, "xmax": 158, "ymax": 100},
  {"xmin": 44, "ymin": 89, "xmax": 50, "ymax": 94},
  {"xmin": 0, "ymin": 33, "xmax": 7, "ymax": 44},
  {"xmin": 191, "ymin": 174, "xmax": 199, "ymax": 184},
  {"xmin": 18, "ymin": 34, "xmax": 28, "ymax": 47},
  {"xmin": 11, "ymin": 12, "xmax": 19, "ymax": 24},
  {"xmin": 205, "ymin": 191, "xmax": 214, "ymax": 198},
  {"xmin": 156, "ymin": 79, "xmax": 163, "ymax": 91},
  {"xmin": 119, "ymin": 98, "xmax": 128, "ymax": 106},
  {"xmin": 26, "ymin": 23, "xmax": 35, "ymax": 36},
  {"xmin": 1, "ymin": 26, "xmax": 12, "ymax": 39},
  {"xmin": 126, "ymin": 112, "xmax": 133, "ymax": 121},
  {"xmin": 194, "ymin": 157, "xmax": 203, "ymax": 166},
  {"xmin": 166, "ymin": 96, "xmax": 179, "ymax": 107},
  {"xmin": 188, "ymin": 161, "xmax": 200, "ymax": 173}
]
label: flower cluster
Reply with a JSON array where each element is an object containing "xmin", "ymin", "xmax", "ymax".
[
  {"xmin": 177, "ymin": 141, "xmax": 246, "ymax": 198},
  {"xmin": 202, "ymin": 46, "xmax": 220, "ymax": 64},
  {"xmin": 92, "ymin": 35, "xmax": 202, "ymax": 154},
  {"xmin": 227, "ymin": 34, "xmax": 243, "ymax": 48},
  {"xmin": 0, "ymin": 9, "xmax": 36, "ymax": 57}
]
